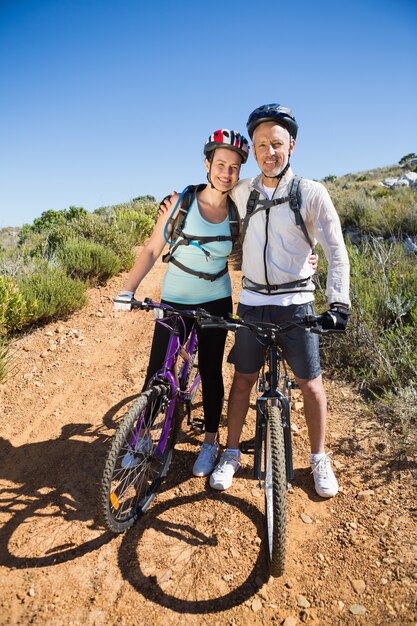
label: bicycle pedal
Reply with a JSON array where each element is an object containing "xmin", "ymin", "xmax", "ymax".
[
  {"xmin": 189, "ymin": 418, "xmax": 205, "ymax": 433},
  {"xmin": 240, "ymin": 438, "xmax": 256, "ymax": 454}
]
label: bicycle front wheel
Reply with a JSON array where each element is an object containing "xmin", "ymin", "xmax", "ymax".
[
  {"xmin": 184, "ymin": 349, "xmax": 200, "ymax": 404},
  {"xmin": 98, "ymin": 385, "xmax": 178, "ymax": 533},
  {"xmin": 264, "ymin": 404, "xmax": 287, "ymax": 577}
]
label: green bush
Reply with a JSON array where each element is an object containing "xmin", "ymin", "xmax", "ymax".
[
  {"xmin": 19, "ymin": 213, "xmax": 136, "ymax": 271},
  {"xmin": 68, "ymin": 214, "xmax": 135, "ymax": 269},
  {"xmin": 114, "ymin": 209, "xmax": 155, "ymax": 244},
  {"xmin": 17, "ymin": 228, "xmax": 70, "ymax": 260},
  {"xmin": 377, "ymin": 188, "xmax": 417, "ymax": 236},
  {"xmin": 95, "ymin": 196, "xmax": 158, "ymax": 223},
  {"xmin": 18, "ymin": 207, "xmax": 87, "ymax": 244},
  {"xmin": 0, "ymin": 275, "xmax": 29, "ymax": 334},
  {"xmin": 399, "ymin": 152, "xmax": 417, "ymax": 166},
  {"xmin": 0, "ymin": 199, "xmax": 159, "ymax": 380},
  {"xmin": 374, "ymin": 384, "xmax": 417, "ymax": 455},
  {"xmin": 17, "ymin": 203, "xmax": 154, "ymax": 265},
  {"xmin": 17, "ymin": 265, "xmax": 87, "ymax": 324},
  {"xmin": 317, "ymin": 239, "xmax": 417, "ymax": 394},
  {"xmin": 57, "ymin": 238, "xmax": 122, "ymax": 285},
  {"xmin": 328, "ymin": 184, "xmax": 417, "ymax": 237}
]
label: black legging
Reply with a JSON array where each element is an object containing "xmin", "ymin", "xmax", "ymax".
[{"xmin": 144, "ymin": 296, "xmax": 232, "ymax": 434}]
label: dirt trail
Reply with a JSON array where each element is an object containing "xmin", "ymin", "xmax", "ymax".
[{"xmin": 0, "ymin": 251, "xmax": 415, "ymax": 626}]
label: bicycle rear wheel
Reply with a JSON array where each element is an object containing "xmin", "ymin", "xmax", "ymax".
[
  {"xmin": 98, "ymin": 385, "xmax": 178, "ymax": 533},
  {"xmin": 264, "ymin": 404, "xmax": 287, "ymax": 576}
]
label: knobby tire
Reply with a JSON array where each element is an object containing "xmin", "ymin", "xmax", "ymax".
[
  {"xmin": 264, "ymin": 404, "xmax": 287, "ymax": 576},
  {"xmin": 98, "ymin": 385, "xmax": 178, "ymax": 533}
]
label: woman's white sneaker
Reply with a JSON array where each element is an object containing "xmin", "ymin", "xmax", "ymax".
[
  {"xmin": 121, "ymin": 435, "xmax": 153, "ymax": 469},
  {"xmin": 209, "ymin": 451, "xmax": 241, "ymax": 490},
  {"xmin": 193, "ymin": 443, "xmax": 219, "ymax": 477}
]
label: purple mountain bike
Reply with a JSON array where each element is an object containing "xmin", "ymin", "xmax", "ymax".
[{"xmin": 98, "ymin": 298, "xmax": 209, "ymax": 533}]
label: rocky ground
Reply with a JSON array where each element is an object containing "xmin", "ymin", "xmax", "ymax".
[{"xmin": 0, "ymin": 250, "xmax": 416, "ymax": 625}]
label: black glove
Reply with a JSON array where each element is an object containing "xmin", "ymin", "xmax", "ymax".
[{"xmin": 320, "ymin": 304, "xmax": 350, "ymax": 332}]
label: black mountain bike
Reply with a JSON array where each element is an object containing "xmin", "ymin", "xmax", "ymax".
[{"xmin": 200, "ymin": 312, "xmax": 331, "ymax": 577}]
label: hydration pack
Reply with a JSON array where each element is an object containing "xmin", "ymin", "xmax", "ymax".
[
  {"xmin": 241, "ymin": 175, "xmax": 316, "ymax": 295},
  {"xmin": 242, "ymin": 175, "xmax": 313, "ymax": 248},
  {"xmin": 162, "ymin": 184, "xmax": 240, "ymax": 282}
]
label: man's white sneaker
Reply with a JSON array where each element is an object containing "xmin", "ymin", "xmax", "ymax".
[
  {"xmin": 121, "ymin": 435, "xmax": 153, "ymax": 469},
  {"xmin": 209, "ymin": 451, "xmax": 241, "ymax": 491},
  {"xmin": 310, "ymin": 452, "xmax": 338, "ymax": 498},
  {"xmin": 192, "ymin": 442, "xmax": 219, "ymax": 477}
]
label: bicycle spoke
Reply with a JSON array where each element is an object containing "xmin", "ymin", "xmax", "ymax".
[{"xmin": 98, "ymin": 388, "xmax": 178, "ymax": 533}]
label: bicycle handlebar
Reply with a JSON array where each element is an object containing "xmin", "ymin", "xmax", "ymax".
[
  {"xmin": 113, "ymin": 297, "xmax": 344, "ymax": 336},
  {"xmin": 114, "ymin": 297, "xmax": 217, "ymax": 322},
  {"xmin": 199, "ymin": 313, "xmax": 345, "ymax": 337}
]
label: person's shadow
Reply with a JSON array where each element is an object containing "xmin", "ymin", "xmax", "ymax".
[
  {"xmin": 0, "ymin": 424, "xmax": 113, "ymax": 568},
  {"xmin": 0, "ymin": 397, "xmax": 199, "ymax": 569}
]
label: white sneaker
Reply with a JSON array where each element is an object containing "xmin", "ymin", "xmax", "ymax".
[
  {"xmin": 310, "ymin": 452, "xmax": 339, "ymax": 498},
  {"xmin": 121, "ymin": 435, "xmax": 153, "ymax": 469},
  {"xmin": 193, "ymin": 442, "xmax": 219, "ymax": 477},
  {"xmin": 209, "ymin": 451, "xmax": 241, "ymax": 491}
]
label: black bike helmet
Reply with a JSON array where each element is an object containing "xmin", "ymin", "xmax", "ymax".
[{"xmin": 246, "ymin": 103, "xmax": 298, "ymax": 140}]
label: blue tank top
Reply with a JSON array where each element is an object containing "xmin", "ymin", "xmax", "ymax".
[{"xmin": 161, "ymin": 198, "xmax": 232, "ymax": 304}]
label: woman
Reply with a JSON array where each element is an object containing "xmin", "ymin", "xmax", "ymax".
[{"xmin": 115, "ymin": 129, "xmax": 250, "ymax": 477}]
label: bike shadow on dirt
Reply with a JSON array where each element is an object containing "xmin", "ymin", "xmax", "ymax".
[
  {"xmin": 117, "ymin": 491, "xmax": 271, "ymax": 613},
  {"xmin": 331, "ymin": 431, "xmax": 416, "ymax": 487},
  {"xmin": 288, "ymin": 467, "xmax": 326, "ymax": 501},
  {"xmin": 0, "ymin": 393, "xmax": 221, "ymax": 571},
  {"xmin": 0, "ymin": 424, "xmax": 115, "ymax": 569},
  {"xmin": 101, "ymin": 393, "xmax": 143, "ymax": 429}
]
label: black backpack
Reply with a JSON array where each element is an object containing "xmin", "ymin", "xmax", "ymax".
[
  {"xmin": 240, "ymin": 175, "xmax": 316, "ymax": 295},
  {"xmin": 162, "ymin": 184, "xmax": 240, "ymax": 282},
  {"xmin": 241, "ymin": 175, "xmax": 314, "ymax": 249}
]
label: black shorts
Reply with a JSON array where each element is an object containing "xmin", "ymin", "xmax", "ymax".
[{"xmin": 228, "ymin": 302, "xmax": 321, "ymax": 380}]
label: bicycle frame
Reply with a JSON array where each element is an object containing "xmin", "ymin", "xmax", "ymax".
[
  {"xmin": 129, "ymin": 302, "xmax": 202, "ymax": 454},
  {"xmin": 253, "ymin": 341, "xmax": 295, "ymax": 484}
]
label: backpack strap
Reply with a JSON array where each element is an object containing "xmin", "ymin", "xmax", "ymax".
[
  {"xmin": 241, "ymin": 189, "xmax": 260, "ymax": 243},
  {"xmin": 288, "ymin": 176, "xmax": 314, "ymax": 250},
  {"xmin": 241, "ymin": 176, "xmax": 314, "ymax": 250},
  {"xmin": 162, "ymin": 184, "xmax": 237, "ymax": 281},
  {"xmin": 242, "ymin": 275, "xmax": 315, "ymax": 295},
  {"xmin": 166, "ymin": 184, "xmax": 206, "ymax": 242},
  {"xmin": 167, "ymin": 258, "xmax": 229, "ymax": 282},
  {"xmin": 227, "ymin": 196, "xmax": 240, "ymax": 242}
]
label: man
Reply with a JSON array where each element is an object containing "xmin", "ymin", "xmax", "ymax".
[{"xmin": 209, "ymin": 103, "xmax": 350, "ymax": 497}]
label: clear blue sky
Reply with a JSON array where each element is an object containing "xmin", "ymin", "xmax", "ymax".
[{"xmin": 1, "ymin": 0, "xmax": 416, "ymax": 227}]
